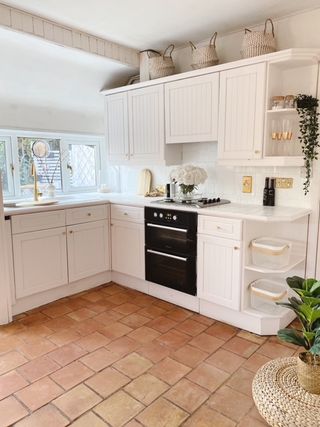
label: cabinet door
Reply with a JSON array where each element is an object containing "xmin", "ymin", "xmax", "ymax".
[
  {"xmin": 67, "ymin": 220, "xmax": 110, "ymax": 282},
  {"xmin": 128, "ymin": 85, "xmax": 165, "ymax": 162},
  {"xmin": 111, "ymin": 220, "xmax": 144, "ymax": 279},
  {"xmin": 218, "ymin": 63, "xmax": 266, "ymax": 160},
  {"xmin": 197, "ymin": 235, "xmax": 242, "ymax": 310},
  {"xmin": 105, "ymin": 93, "xmax": 129, "ymax": 162},
  {"xmin": 165, "ymin": 74, "xmax": 219, "ymax": 143},
  {"xmin": 13, "ymin": 227, "xmax": 68, "ymax": 298}
]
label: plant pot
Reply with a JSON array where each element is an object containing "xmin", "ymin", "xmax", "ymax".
[{"xmin": 297, "ymin": 352, "xmax": 320, "ymax": 394}]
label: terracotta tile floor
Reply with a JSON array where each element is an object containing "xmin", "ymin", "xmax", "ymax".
[{"xmin": 0, "ymin": 283, "xmax": 298, "ymax": 426}]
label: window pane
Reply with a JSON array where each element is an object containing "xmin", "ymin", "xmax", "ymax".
[
  {"xmin": 18, "ymin": 137, "xmax": 62, "ymax": 196},
  {"xmin": 0, "ymin": 140, "xmax": 9, "ymax": 194},
  {"xmin": 68, "ymin": 144, "xmax": 97, "ymax": 188}
]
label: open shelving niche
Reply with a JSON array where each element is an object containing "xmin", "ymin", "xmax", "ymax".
[
  {"xmin": 241, "ymin": 215, "xmax": 309, "ymax": 334},
  {"xmin": 263, "ymin": 55, "xmax": 319, "ymax": 167}
]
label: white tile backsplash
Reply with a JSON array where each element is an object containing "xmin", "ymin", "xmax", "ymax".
[{"xmin": 109, "ymin": 142, "xmax": 311, "ymax": 208}]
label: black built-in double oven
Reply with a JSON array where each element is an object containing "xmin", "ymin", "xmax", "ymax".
[{"xmin": 145, "ymin": 207, "xmax": 197, "ymax": 295}]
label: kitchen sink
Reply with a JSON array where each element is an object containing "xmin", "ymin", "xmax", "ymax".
[{"xmin": 4, "ymin": 200, "xmax": 59, "ymax": 208}]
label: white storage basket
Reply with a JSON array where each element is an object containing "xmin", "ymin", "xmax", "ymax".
[
  {"xmin": 189, "ymin": 32, "xmax": 219, "ymax": 70},
  {"xmin": 250, "ymin": 278, "xmax": 287, "ymax": 314},
  {"xmin": 250, "ymin": 237, "xmax": 292, "ymax": 269},
  {"xmin": 240, "ymin": 18, "xmax": 276, "ymax": 59}
]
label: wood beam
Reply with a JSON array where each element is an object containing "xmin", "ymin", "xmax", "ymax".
[{"xmin": 0, "ymin": 2, "xmax": 139, "ymax": 68}]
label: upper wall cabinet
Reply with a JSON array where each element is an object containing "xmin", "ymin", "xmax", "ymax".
[
  {"xmin": 105, "ymin": 92, "xmax": 129, "ymax": 163},
  {"xmin": 165, "ymin": 74, "xmax": 219, "ymax": 144},
  {"xmin": 218, "ymin": 63, "xmax": 266, "ymax": 160},
  {"xmin": 105, "ymin": 86, "xmax": 181, "ymax": 165}
]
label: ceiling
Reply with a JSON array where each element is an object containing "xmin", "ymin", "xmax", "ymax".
[{"xmin": 3, "ymin": 0, "xmax": 320, "ymax": 50}]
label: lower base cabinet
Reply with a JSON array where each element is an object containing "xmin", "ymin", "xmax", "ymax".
[
  {"xmin": 197, "ymin": 234, "xmax": 242, "ymax": 310},
  {"xmin": 67, "ymin": 220, "xmax": 110, "ymax": 282},
  {"xmin": 13, "ymin": 227, "xmax": 68, "ymax": 298},
  {"xmin": 111, "ymin": 219, "xmax": 145, "ymax": 279}
]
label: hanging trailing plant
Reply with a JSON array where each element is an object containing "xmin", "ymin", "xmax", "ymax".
[{"xmin": 296, "ymin": 94, "xmax": 320, "ymax": 195}]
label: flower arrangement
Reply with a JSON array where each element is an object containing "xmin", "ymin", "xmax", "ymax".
[{"xmin": 170, "ymin": 164, "xmax": 207, "ymax": 196}]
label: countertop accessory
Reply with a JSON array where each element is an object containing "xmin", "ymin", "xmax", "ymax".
[
  {"xmin": 241, "ymin": 18, "xmax": 276, "ymax": 59},
  {"xmin": 170, "ymin": 164, "xmax": 207, "ymax": 199},
  {"xmin": 148, "ymin": 44, "xmax": 175, "ymax": 79},
  {"xmin": 137, "ymin": 168, "xmax": 152, "ymax": 195},
  {"xmin": 189, "ymin": 32, "xmax": 219, "ymax": 70}
]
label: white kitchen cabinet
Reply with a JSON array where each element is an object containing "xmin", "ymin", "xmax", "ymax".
[
  {"xmin": 165, "ymin": 73, "xmax": 219, "ymax": 143},
  {"xmin": 105, "ymin": 92, "xmax": 129, "ymax": 162},
  {"xmin": 13, "ymin": 227, "xmax": 68, "ymax": 298},
  {"xmin": 197, "ymin": 234, "xmax": 242, "ymax": 310},
  {"xmin": 111, "ymin": 219, "xmax": 145, "ymax": 279},
  {"xmin": 128, "ymin": 85, "xmax": 165, "ymax": 162},
  {"xmin": 218, "ymin": 63, "xmax": 266, "ymax": 160},
  {"xmin": 67, "ymin": 220, "xmax": 110, "ymax": 282}
]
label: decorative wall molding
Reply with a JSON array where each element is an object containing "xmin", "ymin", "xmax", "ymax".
[{"xmin": 0, "ymin": 2, "xmax": 139, "ymax": 68}]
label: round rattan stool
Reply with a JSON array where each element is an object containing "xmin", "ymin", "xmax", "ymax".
[{"xmin": 252, "ymin": 357, "xmax": 320, "ymax": 427}]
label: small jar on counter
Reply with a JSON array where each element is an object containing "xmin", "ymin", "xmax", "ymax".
[
  {"xmin": 271, "ymin": 96, "xmax": 285, "ymax": 110},
  {"xmin": 284, "ymin": 95, "xmax": 295, "ymax": 109}
]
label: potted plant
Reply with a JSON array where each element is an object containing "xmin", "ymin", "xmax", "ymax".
[
  {"xmin": 277, "ymin": 276, "xmax": 320, "ymax": 394},
  {"xmin": 170, "ymin": 164, "xmax": 207, "ymax": 199},
  {"xmin": 295, "ymin": 94, "xmax": 319, "ymax": 195}
]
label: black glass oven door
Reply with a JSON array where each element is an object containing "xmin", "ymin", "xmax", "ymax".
[
  {"xmin": 145, "ymin": 248, "xmax": 196, "ymax": 295},
  {"xmin": 145, "ymin": 223, "xmax": 196, "ymax": 255}
]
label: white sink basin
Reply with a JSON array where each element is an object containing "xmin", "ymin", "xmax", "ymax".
[{"xmin": 15, "ymin": 200, "xmax": 59, "ymax": 207}]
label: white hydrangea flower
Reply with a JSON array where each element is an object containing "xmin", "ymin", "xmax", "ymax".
[{"xmin": 170, "ymin": 165, "xmax": 207, "ymax": 186}]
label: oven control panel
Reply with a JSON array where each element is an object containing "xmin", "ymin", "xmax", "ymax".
[
  {"xmin": 145, "ymin": 207, "xmax": 197, "ymax": 230},
  {"xmin": 153, "ymin": 211, "xmax": 178, "ymax": 222}
]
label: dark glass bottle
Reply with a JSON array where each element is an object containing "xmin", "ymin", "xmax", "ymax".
[
  {"xmin": 268, "ymin": 178, "xmax": 275, "ymax": 206},
  {"xmin": 263, "ymin": 177, "xmax": 269, "ymax": 206}
]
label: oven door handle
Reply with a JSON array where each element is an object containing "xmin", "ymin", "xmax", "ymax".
[
  {"xmin": 146, "ymin": 223, "xmax": 188, "ymax": 233},
  {"xmin": 146, "ymin": 249, "xmax": 188, "ymax": 262}
]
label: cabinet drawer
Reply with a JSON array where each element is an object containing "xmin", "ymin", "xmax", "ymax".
[
  {"xmin": 11, "ymin": 210, "xmax": 65, "ymax": 234},
  {"xmin": 111, "ymin": 204, "xmax": 144, "ymax": 223},
  {"xmin": 66, "ymin": 204, "xmax": 108, "ymax": 225},
  {"xmin": 198, "ymin": 215, "xmax": 242, "ymax": 240}
]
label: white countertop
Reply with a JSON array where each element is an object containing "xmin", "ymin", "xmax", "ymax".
[{"xmin": 3, "ymin": 192, "xmax": 311, "ymax": 222}]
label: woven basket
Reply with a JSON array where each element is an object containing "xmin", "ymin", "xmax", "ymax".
[
  {"xmin": 297, "ymin": 352, "xmax": 320, "ymax": 394},
  {"xmin": 241, "ymin": 18, "xmax": 276, "ymax": 59},
  {"xmin": 148, "ymin": 44, "xmax": 175, "ymax": 80},
  {"xmin": 139, "ymin": 49, "xmax": 160, "ymax": 81},
  {"xmin": 190, "ymin": 32, "xmax": 219, "ymax": 70}
]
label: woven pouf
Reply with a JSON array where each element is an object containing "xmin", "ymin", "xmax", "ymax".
[{"xmin": 252, "ymin": 357, "xmax": 320, "ymax": 427}]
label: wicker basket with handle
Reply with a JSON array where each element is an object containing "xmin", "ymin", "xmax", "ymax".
[
  {"xmin": 189, "ymin": 32, "xmax": 219, "ymax": 70},
  {"xmin": 241, "ymin": 18, "xmax": 276, "ymax": 59},
  {"xmin": 148, "ymin": 44, "xmax": 175, "ymax": 80}
]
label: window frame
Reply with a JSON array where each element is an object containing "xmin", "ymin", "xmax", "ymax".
[
  {"xmin": 0, "ymin": 135, "xmax": 14, "ymax": 197},
  {"xmin": 0, "ymin": 129, "xmax": 104, "ymax": 198}
]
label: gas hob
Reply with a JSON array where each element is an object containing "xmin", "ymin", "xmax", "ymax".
[{"xmin": 153, "ymin": 197, "xmax": 231, "ymax": 209}]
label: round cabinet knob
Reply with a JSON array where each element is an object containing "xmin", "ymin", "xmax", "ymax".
[
  {"xmin": 254, "ymin": 150, "xmax": 260, "ymax": 154},
  {"xmin": 87, "ymin": 213, "xmax": 91, "ymax": 216},
  {"xmin": 173, "ymin": 215, "xmax": 177, "ymax": 221},
  {"xmin": 123, "ymin": 212, "xmax": 128, "ymax": 216},
  {"xmin": 69, "ymin": 230, "xmax": 73, "ymax": 234},
  {"xmin": 234, "ymin": 246, "xmax": 240, "ymax": 250}
]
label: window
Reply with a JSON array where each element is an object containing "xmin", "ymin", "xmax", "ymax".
[
  {"xmin": 0, "ymin": 130, "xmax": 103, "ymax": 198},
  {"xmin": 18, "ymin": 137, "xmax": 62, "ymax": 196}
]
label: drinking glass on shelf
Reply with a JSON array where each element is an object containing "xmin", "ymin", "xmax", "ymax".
[
  {"xmin": 271, "ymin": 119, "xmax": 282, "ymax": 155},
  {"xmin": 282, "ymin": 118, "xmax": 294, "ymax": 156}
]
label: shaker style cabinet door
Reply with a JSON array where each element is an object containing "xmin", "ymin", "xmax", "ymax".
[
  {"xmin": 105, "ymin": 92, "xmax": 129, "ymax": 162},
  {"xmin": 13, "ymin": 227, "xmax": 68, "ymax": 298},
  {"xmin": 111, "ymin": 220, "xmax": 145, "ymax": 279},
  {"xmin": 218, "ymin": 63, "xmax": 266, "ymax": 160},
  {"xmin": 165, "ymin": 73, "xmax": 219, "ymax": 143},
  {"xmin": 128, "ymin": 85, "xmax": 165, "ymax": 162},
  {"xmin": 197, "ymin": 235, "xmax": 242, "ymax": 310},
  {"xmin": 67, "ymin": 220, "xmax": 110, "ymax": 282}
]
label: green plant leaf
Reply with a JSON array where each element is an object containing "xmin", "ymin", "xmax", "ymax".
[
  {"xmin": 303, "ymin": 279, "xmax": 318, "ymax": 291},
  {"xmin": 286, "ymin": 276, "xmax": 304, "ymax": 289},
  {"xmin": 310, "ymin": 281, "xmax": 320, "ymax": 296},
  {"xmin": 301, "ymin": 296, "xmax": 320, "ymax": 307},
  {"xmin": 310, "ymin": 343, "xmax": 320, "ymax": 356},
  {"xmin": 278, "ymin": 329, "xmax": 306, "ymax": 348}
]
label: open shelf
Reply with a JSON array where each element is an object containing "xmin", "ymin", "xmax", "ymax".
[
  {"xmin": 266, "ymin": 108, "xmax": 297, "ymax": 114},
  {"xmin": 245, "ymin": 253, "xmax": 305, "ymax": 274}
]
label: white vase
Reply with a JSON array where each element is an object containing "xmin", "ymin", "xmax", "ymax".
[{"xmin": 47, "ymin": 183, "xmax": 56, "ymax": 198}]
